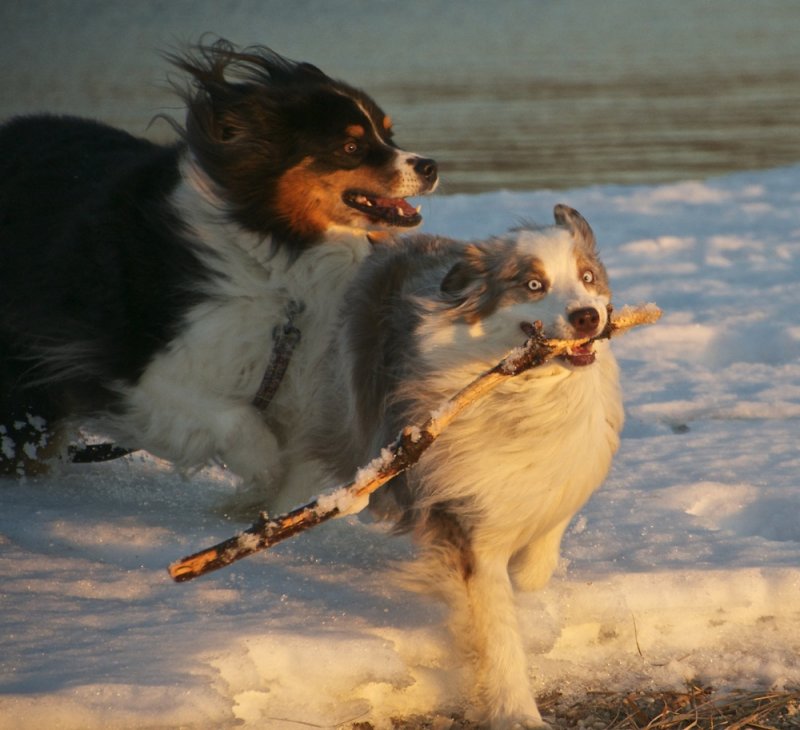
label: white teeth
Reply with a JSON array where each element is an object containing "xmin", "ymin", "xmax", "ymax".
[{"xmin": 350, "ymin": 196, "xmax": 419, "ymax": 217}]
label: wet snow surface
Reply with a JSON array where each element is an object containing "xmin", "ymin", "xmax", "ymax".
[{"xmin": 1, "ymin": 166, "xmax": 799, "ymax": 728}]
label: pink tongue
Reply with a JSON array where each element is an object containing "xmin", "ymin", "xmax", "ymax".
[{"xmin": 373, "ymin": 196, "xmax": 416, "ymax": 215}]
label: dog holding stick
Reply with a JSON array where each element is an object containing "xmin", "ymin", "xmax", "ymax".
[{"xmin": 275, "ymin": 205, "xmax": 624, "ymax": 728}]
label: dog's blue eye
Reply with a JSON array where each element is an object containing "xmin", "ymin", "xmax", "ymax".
[
  {"xmin": 582, "ymin": 270, "xmax": 595, "ymax": 284},
  {"xmin": 527, "ymin": 279, "xmax": 544, "ymax": 292}
]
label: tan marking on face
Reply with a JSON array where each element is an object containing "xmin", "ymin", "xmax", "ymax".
[
  {"xmin": 274, "ymin": 159, "xmax": 401, "ymax": 237},
  {"xmin": 346, "ymin": 124, "xmax": 365, "ymax": 138},
  {"xmin": 382, "ymin": 115, "xmax": 392, "ymax": 131},
  {"xmin": 274, "ymin": 162, "xmax": 334, "ymax": 239},
  {"xmin": 576, "ymin": 249, "xmax": 610, "ymax": 297},
  {"xmin": 355, "ymin": 101, "xmax": 387, "ymax": 141}
]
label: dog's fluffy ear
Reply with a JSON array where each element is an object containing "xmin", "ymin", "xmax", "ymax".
[
  {"xmin": 440, "ymin": 260, "xmax": 475, "ymax": 301},
  {"xmin": 440, "ymin": 243, "xmax": 494, "ymax": 311},
  {"xmin": 554, "ymin": 204, "xmax": 596, "ymax": 250}
]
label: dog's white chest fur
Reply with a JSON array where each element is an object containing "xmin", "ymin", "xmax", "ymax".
[
  {"xmin": 119, "ymin": 167, "xmax": 372, "ymax": 491},
  {"xmin": 420, "ymin": 348, "xmax": 623, "ymax": 548},
  {"xmin": 401, "ymin": 340, "xmax": 622, "ymax": 729}
]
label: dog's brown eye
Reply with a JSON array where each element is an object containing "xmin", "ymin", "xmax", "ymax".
[
  {"xmin": 582, "ymin": 270, "xmax": 595, "ymax": 284},
  {"xmin": 527, "ymin": 279, "xmax": 544, "ymax": 292},
  {"xmin": 343, "ymin": 140, "xmax": 359, "ymax": 154}
]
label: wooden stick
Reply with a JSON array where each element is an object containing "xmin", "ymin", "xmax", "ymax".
[{"xmin": 168, "ymin": 303, "xmax": 661, "ymax": 582}]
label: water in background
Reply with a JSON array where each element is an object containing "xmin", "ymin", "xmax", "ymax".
[{"xmin": 2, "ymin": 0, "xmax": 799, "ymax": 193}]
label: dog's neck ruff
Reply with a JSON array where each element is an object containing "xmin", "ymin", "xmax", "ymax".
[
  {"xmin": 177, "ymin": 155, "xmax": 375, "ymax": 268},
  {"xmin": 172, "ymin": 153, "xmax": 377, "ymax": 418},
  {"xmin": 176, "ymin": 156, "xmax": 275, "ymax": 266}
]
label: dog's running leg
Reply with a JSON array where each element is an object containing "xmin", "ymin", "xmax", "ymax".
[
  {"xmin": 464, "ymin": 544, "xmax": 550, "ymax": 729},
  {"xmin": 509, "ymin": 517, "xmax": 571, "ymax": 593},
  {"xmin": 125, "ymin": 376, "xmax": 284, "ymax": 512},
  {"xmin": 211, "ymin": 403, "xmax": 287, "ymax": 513}
]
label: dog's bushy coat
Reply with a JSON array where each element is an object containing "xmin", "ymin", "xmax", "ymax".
[
  {"xmin": 0, "ymin": 39, "xmax": 437, "ymax": 483},
  {"xmin": 276, "ymin": 206, "xmax": 623, "ymax": 728}
]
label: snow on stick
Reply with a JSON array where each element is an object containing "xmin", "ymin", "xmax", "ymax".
[{"xmin": 168, "ymin": 303, "xmax": 661, "ymax": 583}]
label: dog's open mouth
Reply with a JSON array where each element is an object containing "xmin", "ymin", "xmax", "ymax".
[
  {"xmin": 343, "ymin": 191, "xmax": 422, "ymax": 228},
  {"xmin": 519, "ymin": 321, "xmax": 597, "ymax": 367},
  {"xmin": 562, "ymin": 342, "xmax": 596, "ymax": 367}
]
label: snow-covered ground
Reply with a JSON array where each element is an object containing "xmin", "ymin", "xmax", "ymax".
[{"xmin": 1, "ymin": 166, "xmax": 799, "ymax": 729}]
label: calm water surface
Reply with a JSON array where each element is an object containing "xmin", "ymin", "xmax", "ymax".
[{"xmin": 2, "ymin": 0, "xmax": 799, "ymax": 192}]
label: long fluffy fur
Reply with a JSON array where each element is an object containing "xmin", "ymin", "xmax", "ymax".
[
  {"xmin": 0, "ymin": 39, "xmax": 437, "ymax": 481},
  {"xmin": 275, "ymin": 206, "xmax": 624, "ymax": 727}
]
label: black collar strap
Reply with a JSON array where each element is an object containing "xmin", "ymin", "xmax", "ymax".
[
  {"xmin": 68, "ymin": 299, "xmax": 306, "ymax": 464},
  {"xmin": 252, "ymin": 299, "xmax": 304, "ymax": 412}
]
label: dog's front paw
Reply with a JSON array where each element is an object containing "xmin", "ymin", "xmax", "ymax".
[{"xmin": 491, "ymin": 712, "xmax": 551, "ymax": 730}]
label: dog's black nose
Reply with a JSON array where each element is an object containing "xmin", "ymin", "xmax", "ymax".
[
  {"xmin": 413, "ymin": 157, "xmax": 438, "ymax": 184},
  {"xmin": 568, "ymin": 307, "xmax": 601, "ymax": 336}
]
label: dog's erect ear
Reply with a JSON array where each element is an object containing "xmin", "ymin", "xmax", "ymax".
[{"xmin": 554, "ymin": 204, "xmax": 596, "ymax": 250}]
